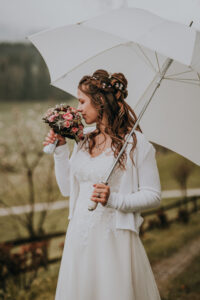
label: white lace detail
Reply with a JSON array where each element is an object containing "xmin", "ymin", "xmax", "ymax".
[
  {"xmin": 71, "ymin": 206, "xmax": 122, "ymax": 248},
  {"xmin": 69, "ymin": 146, "xmax": 124, "ymax": 248},
  {"xmin": 81, "ymin": 146, "xmax": 113, "ymax": 158}
]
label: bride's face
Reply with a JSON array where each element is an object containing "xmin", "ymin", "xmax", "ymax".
[{"xmin": 77, "ymin": 88, "xmax": 99, "ymax": 124}]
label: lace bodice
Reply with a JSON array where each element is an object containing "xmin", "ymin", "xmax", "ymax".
[
  {"xmin": 73, "ymin": 146, "xmax": 123, "ymax": 187},
  {"xmin": 67, "ymin": 146, "xmax": 125, "ymax": 247}
]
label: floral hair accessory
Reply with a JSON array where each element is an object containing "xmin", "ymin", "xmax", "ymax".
[
  {"xmin": 92, "ymin": 76, "xmax": 99, "ymax": 80},
  {"xmin": 91, "ymin": 73, "xmax": 124, "ymax": 92},
  {"xmin": 114, "ymin": 82, "xmax": 124, "ymax": 91}
]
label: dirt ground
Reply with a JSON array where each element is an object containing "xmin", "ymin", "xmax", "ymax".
[{"xmin": 152, "ymin": 235, "xmax": 200, "ymax": 297}]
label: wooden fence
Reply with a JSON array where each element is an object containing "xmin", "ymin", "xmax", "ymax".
[
  {"xmin": 1, "ymin": 195, "xmax": 200, "ymax": 266},
  {"xmin": 142, "ymin": 195, "xmax": 199, "ymax": 217}
]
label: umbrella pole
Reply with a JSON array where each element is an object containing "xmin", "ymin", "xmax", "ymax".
[{"xmin": 103, "ymin": 57, "xmax": 173, "ymax": 185}]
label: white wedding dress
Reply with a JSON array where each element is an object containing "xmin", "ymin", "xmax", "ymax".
[{"xmin": 55, "ymin": 146, "xmax": 161, "ymax": 300}]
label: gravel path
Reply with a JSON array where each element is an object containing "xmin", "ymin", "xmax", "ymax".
[{"xmin": 152, "ymin": 235, "xmax": 200, "ymax": 297}]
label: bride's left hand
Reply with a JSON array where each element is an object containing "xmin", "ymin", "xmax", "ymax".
[{"xmin": 91, "ymin": 183, "xmax": 110, "ymax": 206}]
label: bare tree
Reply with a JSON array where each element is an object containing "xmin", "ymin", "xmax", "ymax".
[{"xmin": 0, "ymin": 107, "xmax": 61, "ymax": 239}]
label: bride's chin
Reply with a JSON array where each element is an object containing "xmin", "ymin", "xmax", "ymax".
[
  {"xmin": 84, "ymin": 116, "xmax": 97, "ymax": 124},
  {"xmin": 85, "ymin": 119, "xmax": 93, "ymax": 124}
]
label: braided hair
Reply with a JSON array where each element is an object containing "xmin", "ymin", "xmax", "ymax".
[{"xmin": 78, "ymin": 69, "xmax": 142, "ymax": 170}]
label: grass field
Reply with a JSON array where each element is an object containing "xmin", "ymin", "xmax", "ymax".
[{"xmin": 157, "ymin": 150, "xmax": 200, "ymax": 190}]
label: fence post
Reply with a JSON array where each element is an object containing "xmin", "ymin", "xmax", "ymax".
[{"xmin": 191, "ymin": 196, "xmax": 198, "ymax": 212}]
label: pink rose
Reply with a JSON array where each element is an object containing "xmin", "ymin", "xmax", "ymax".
[
  {"xmin": 48, "ymin": 115, "xmax": 54, "ymax": 122},
  {"xmin": 63, "ymin": 113, "xmax": 73, "ymax": 120},
  {"xmin": 48, "ymin": 114, "xmax": 58, "ymax": 122},
  {"xmin": 71, "ymin": 107, "xmax": 77, "ymax": 113},
  {"xmin": 46, "ymin": 108, "xmax": 54, "ymax": 117},
  {"xmin": 65, "ymin": 121, "xmax": 70, "ymax": 128},
  {"xmin": 72, "ymin": 127, "xmax": 78, "ymax": 133}
]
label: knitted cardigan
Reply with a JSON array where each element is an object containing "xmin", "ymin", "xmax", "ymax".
[{"xmin": 53, "ymin": 126, "xmax": 161, "ymax": 235}]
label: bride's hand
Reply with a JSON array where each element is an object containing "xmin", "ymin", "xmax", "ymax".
[
  {"xmin": 90, "ymin": 183, "xmax": 110, "ymax": 206},
  {"xmin": 43, "ymin": 129, "xmax": 66, "ymax": 147}
]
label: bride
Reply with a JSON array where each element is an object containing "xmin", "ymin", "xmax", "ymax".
[{"xmin": 44, "ymin": 69, "xmax": 162, "ymax": 300}]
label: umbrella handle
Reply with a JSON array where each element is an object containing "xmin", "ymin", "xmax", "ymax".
[
  {"xmin": 43, "ymin": 139, "xmax": 59, "ymax": 154},
  {"xmin": 88, "ymin": 200, "xmax": 98, "ymax": 211}
]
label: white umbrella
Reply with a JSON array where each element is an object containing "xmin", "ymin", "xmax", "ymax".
[
  {"xmin": 127, "ymin": 0, "xmax": 200, "ymax": 30},
  {"xmin": 28, "ymin": 1, "xmax": 200, "ymax": 169}
]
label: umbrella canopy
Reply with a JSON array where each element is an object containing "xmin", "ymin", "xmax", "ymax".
[
  {"xmin": 28, "ymin": 1, "xmax": 200, "ymax": 166},
  {"xmin": 127, "ymin": 0, "xmax": 200, "ymax": 30}
]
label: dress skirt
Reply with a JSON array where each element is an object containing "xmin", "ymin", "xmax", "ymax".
[
  {"xmin": 55, "ymin": 148, "xmax": 161, "ymax": 300},
  {"xmin": 55, "ymin": 184, "xmax": 161, "ymax": 300}
]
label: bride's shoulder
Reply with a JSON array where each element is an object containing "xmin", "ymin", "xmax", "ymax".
[
  {"xmin": 134, "ymin": 130, "xmax": 152, "ymax": 148},
  {"xmin": 134, "ymin": 130, "xmax": 156, "ymax": 164}
]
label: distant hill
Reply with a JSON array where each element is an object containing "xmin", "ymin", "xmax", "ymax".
[{"xmin": 0, "ymin": 43, "xmax": 73, "ymax": 101}]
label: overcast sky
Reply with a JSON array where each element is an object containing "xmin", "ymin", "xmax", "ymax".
[
  {"xmin": 1, "ymin": 0, "xmax": 199, "ymax": 42},
  {"xmin": 0, "ymin": 0, "xmax": 126, "ymax": 42}
]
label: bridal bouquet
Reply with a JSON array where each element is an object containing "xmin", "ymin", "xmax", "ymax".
[{"xmin": 42, "ymin": 103, "xmax": 85, "ymax": 154}]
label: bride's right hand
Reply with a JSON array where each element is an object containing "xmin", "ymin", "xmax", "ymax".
[{"xmin": 43, "ymin": 129, "xmax": 66, "ymax": 147}]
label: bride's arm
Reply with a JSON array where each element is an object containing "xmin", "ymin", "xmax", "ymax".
[
  {"xmin": 105, "ymin": 134, "xmax": 161, "ymax": 213},
  {"xmin": 53, "ymin": 126, "xmax": 96, "ymax": 197},
  {"xmin": 53, "ymin": 142, "xmax": 78, "ymax": 197}
]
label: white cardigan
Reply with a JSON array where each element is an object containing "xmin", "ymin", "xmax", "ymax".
[{"xmin": 53, "ymin": 126, "xmax": 161, "ymax": 235}]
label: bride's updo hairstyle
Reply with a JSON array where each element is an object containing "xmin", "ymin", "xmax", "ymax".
[{"xmin": 78, "ymin": 69, "xmax": 142, "ymax": 170}]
